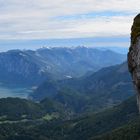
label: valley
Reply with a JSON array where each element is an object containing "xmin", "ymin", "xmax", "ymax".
[
  {"xmin": 0, "ymin": 96, "xmax": 138, "ymax": 140},
  {"xmin": 0, "ymin": 47, "xmax": 137, "ymax": 140},
  {"xmin": 0, "ymin": 1, "xmax": 139, "ymax": 140}
]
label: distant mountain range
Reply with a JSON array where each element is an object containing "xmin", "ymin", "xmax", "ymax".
[
  {"xmin": 97, "ymin": 47, "xmax": 128, "ymax": 54},
  {"xmin": 0, "ymin": 47, "xmax": 126, "ymax": 87}
]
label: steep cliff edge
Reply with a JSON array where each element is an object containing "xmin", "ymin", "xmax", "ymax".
[{"xmin": 128, "ymin": 14, "xmax": 140, "ymax": 112}]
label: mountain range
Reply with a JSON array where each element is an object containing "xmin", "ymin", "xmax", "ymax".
[
  {"xmin": 31, "ymin": 62, "xmax": 135, "ymax": 113},
  {"xmin": 0, "ymin": 47, "xmax": 140, "ymax": 140},
  {"xmin": 0, "ymin": 47, "xmax": 126, "ymax": 87},
  {"xmin": 0, "ymin": 47, "xmax": 137, "ymax": 140}
]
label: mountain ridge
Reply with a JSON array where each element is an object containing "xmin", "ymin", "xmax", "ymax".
[
  {"xmin": 31, "ymin": 62, "xmax": 135, "ymax": 114},
  {"xmin": 0, "ymin": 47, "xmax": 126, "ymax": 87}
]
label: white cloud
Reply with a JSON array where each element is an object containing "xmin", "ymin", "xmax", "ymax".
[{"xmin": 0, "ymin": 0, "xmax": 139, "ymax": 39}]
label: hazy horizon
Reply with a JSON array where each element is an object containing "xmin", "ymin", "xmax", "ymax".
[
  {"xmin": 0, "ymin": 36, "xmax": 130, "ymax": 52},
  {"xmin": 0, "ymin": 0, "xmax": 139, "ymax": 51}
]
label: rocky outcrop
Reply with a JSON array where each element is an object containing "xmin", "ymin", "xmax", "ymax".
[{"xmin": 128, "ymin": 14, "xmax": 140, "ymax": 112}]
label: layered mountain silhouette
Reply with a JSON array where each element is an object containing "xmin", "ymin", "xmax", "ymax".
[
  {"xmin": 0, "ymin": 47, "xmax": 126, "ymax": 86},
  {"xmin": 30, "ymin": 62, "xmax": 135, "ymax": 113},
  {"xmin": 0, "ymin": 46, "xmax": 137, "ymax": 140}
]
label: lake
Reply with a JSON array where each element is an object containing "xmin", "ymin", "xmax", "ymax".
[{"xmin": 0, "ymin": 86, "xmax": 33, "ymax": 98}]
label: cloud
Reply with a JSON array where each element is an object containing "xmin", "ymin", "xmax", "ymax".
[{"xmin": 0, "ymin": 0, "xmax": 139, "ymax": 39}]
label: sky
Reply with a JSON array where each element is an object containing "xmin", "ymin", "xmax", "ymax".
[{"xmin": 0, "ymin": 0, "xmax": 140, "ymax": 51}]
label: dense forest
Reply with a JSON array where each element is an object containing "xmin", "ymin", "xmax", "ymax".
[{"xmin": 0, "ymin": 96, "xmax": 139, "ymax": 140}]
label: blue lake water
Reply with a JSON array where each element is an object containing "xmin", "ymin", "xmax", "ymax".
[{"xmin": 0, "ymin": 86, "xmax": 32, "ymax": 98}]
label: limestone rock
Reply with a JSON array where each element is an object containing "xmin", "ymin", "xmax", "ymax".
[{"xmin": 128, "ymin": 14, "xmax": 140, "ymax": 112}]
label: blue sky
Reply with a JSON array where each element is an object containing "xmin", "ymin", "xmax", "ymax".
[{"xmin": 0, "ymin": 0, "xmax": 139, "ymax": 51}]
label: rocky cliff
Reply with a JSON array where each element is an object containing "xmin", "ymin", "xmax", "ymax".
[{"xmin": 128, "ymin": 14, "xmax": 140, "ymax": 112}]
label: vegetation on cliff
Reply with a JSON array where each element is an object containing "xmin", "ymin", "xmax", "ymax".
[{"xmin": 131, "ymin": 14, "xmax": 140, "ymax": 44}]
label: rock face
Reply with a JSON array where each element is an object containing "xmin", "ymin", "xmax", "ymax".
[{"xmin": 128, "ymin": 14, "xmax": 140, "ymax": 112}]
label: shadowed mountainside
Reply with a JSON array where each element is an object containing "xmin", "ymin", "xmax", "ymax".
[
  {"xmin": 30, "ymin": 62, "xmax": 135, "ymax": 113},
  {"xmin": 0, "ymin": 96, "xmax": 138, "ymax": 140}
]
